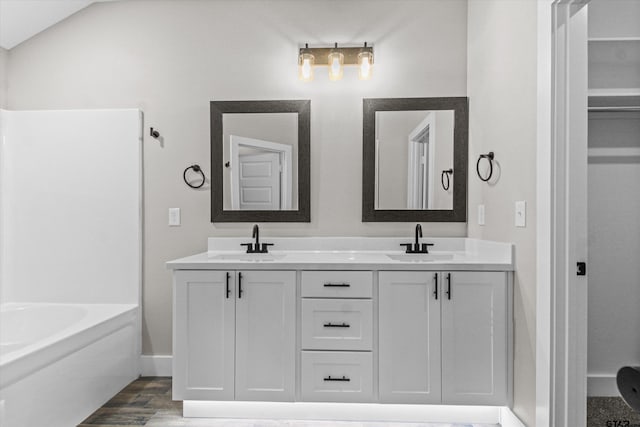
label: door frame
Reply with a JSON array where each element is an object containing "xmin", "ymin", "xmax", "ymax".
[
  {"xmin": 536, "ymin": 1, "xmax": 590, "ymax": 426},
  {"xmin": 229, "ymin": 135, "xmax": 293, "ymax": 210},
  {"xmin": 407, "ymin": 113, "xmax": 436, "ymax": 209}
]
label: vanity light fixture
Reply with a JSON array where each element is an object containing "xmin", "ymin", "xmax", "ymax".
[{"xmin": 298, "ymin": 42, "xmax": 374, "ymax": 81}]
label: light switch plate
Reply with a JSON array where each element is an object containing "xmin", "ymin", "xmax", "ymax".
[
  {"xmin": 478, "ymin": 204, "xmax": 485, "ymax": 226},
  {"xmin": 515, "ymin": 201, "xmax": 526, "ymax": 227},
  {"xmin": 169, "ymin": 208, "xmax": 181, "ymax": 226}
]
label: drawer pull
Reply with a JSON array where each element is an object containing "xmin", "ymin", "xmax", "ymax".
[
  {"xmin": 323, "ymin": 283, "xmax": 350, "ymax": 287},
  {"xmin": 323, "ymin": 322, "xmax": 350, "ymax": 328},
  {"xmin": 323, "ymin": 375, "xmax": 350, "ymax": 382}
]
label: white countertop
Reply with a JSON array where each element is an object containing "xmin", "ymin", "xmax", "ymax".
[{"xmin": 166, "ymin": 238, "xmax": 514, "ymax": 271}]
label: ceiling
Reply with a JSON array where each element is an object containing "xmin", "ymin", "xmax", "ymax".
[{"xmin": 0, "ymin": 0, "xmax": 117, "ymax": 50}]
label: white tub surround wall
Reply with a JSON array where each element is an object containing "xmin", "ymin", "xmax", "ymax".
[
  {"xmin": 1, "ymin": 109, "xmax": 142, "ymax": 304},
  {"xmin": 167, "ymin": 237, "xmax": 520, "ymax": 425}
]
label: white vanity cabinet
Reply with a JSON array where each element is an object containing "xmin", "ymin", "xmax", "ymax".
[
  {"xmin": 172, "ymin": 270, "xmax": 296, "ymax": 402},
  {"xmin": 379, "ymin": 271, "xmax": 509, "ymax": 405}
]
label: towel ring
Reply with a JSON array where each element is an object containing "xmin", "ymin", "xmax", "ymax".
[
  {"xmin": 183, "ymin": 164, "xmax": 206, "ymax": 189},
  {"xmin": 441, "ymin": 169, "xmax": 453, "ymax": 191},
  {"xmin": 476, "ymin": 152, "xmax": 495, "ymax": 182}
]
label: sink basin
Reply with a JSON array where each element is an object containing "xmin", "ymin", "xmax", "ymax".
[
  {"xmin": 209, "ymin": 253, "xmax": 286, "ymax": 262},
  {"xmin": 386, "ymin": 253, "xmax": 454, "ymax": 262}
]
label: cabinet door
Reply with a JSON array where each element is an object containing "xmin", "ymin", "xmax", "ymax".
[
  {"xmin": 173, "ymin": 270, "xmax": 235, "ymax": 400},
  {"xmin": 379, "ymin": 271, "xmax": 441, "ymax": 403},
  {"xmin": 441, "ymin": 271, "xmax": 507, "ymax": 405},
  {"xmin": 235, "ymin": 270, "xmax": 296, "ymax": 401}
]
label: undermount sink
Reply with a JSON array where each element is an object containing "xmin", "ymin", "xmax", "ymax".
[
  {"xmin": 386, "ymin": 253, "xmax": 454, "ymax": 262},
  {"xmin": 209, "ymin": 253, "xmax": 286, "ymax": 262}
]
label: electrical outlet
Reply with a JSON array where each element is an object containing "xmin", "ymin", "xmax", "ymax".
[
  {"xmin": 478, "ymin": 204, "xmax": 485, "ymax": 225},
  {"xmin": 169, "ymin": 208, "xmax": 181, "ymax": 226},
  {"xmin": 515, "ymin": 201, "xmax": 526, "ymax": 227}
]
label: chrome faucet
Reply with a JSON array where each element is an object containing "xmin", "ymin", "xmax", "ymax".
[
  {"xmin": 241, "ymin": 224, "xmax": 273, "ymax": 253},
  {"xmin": 400, "ymin": 223, "xmax": 434, "ymax": 254}
]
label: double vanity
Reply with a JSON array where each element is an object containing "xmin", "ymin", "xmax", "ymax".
[{"xmin": 167, "ymin": 235, "xmax": 514, "ymax": 420}]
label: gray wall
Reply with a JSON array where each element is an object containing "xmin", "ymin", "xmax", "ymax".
[
  {"xmin": 6, "ymin": 0, "xmax": 468, "ymax": 357},
  {"xmin": 0, "ymin": 48, "xmax": 7, "ymax": 108},
  {"xmin": 467, "ymin": 1, "xmax": 537, "ymax": 426}
]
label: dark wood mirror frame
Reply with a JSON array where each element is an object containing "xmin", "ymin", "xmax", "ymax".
[
  {"xmin": 210, "ymin": 100, "xmax": 311, "ymax": 222},
  {"xmin": 362, "ymin": 97, "xmax": 468, "ymax": 222}
]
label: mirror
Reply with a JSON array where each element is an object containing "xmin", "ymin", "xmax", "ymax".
[
  {"xmin": 211, "ymin": 100, "xmax": 310, "ymax": 222},
  {"xmin": 362, "ymin": 97, "xmax": 468, "ymax": 222}
]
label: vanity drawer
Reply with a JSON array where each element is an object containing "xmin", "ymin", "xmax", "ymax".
[
  {"xmin": 301, "ymin": 351, "xmax": 373, "ymax": 402},
  {"xmin": 301, "ymin": 299, "xmax": 373, "ymax": 350},
  {"xmin": 301, "ymin": 271, "xmax": 373, "ymax": 298}
]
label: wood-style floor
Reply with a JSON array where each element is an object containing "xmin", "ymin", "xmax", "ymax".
[
  {"xmin": 77, "ymin": 377, "xmax": 498, "ymax": 427},
  {"xmin": 79, "ymin": 376, "xmax": 640, "ymax": 427}
]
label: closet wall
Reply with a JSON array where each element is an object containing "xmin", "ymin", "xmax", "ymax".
[{"xmin": 587, "ymin": 0, "xmax": 640, "ymax": 396}]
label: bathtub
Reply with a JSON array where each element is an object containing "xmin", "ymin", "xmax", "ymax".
[{"xmin": 0, "ymin": 303, "xmax": 140, "ymax": 427}]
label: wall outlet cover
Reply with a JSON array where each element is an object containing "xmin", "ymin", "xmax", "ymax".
[{"xmin": 478, "ymin": 204, "xmax": 485, "ymax": 226}]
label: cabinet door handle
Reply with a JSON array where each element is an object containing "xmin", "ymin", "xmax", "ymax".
[
  {"xmin": 238, "ymin": 272, "xmax": 243, "ymax": 299},
  {"xmin": 323, "ymin": 376, "xmax": 350, "ymax": 382},
  {"xmin": 226, "ymin": 272, "xmax": 231, "ymax": 299},
  {"xmin": 446, "ymin": 273, "xmax": 451, "ymax": 300},
  {"xmin": 323, "ymin": 322, "xmax": 350, "ymax": 328},
  {"xmin": 433, "ymin": 273, "xmax": 438, "ymax": 300},
  {"xmin": 323, "ymin": 283, "xmax": 350, "ymax": 288}
]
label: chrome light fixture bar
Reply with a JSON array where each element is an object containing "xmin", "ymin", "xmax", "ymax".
[{"xmin": 298, "ymin": 42, "xmax": 374, "ymax": 81}]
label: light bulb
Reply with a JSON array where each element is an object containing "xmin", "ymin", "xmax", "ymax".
[
  {"xmin": 328, "ymin": 47, "xmax": 344, "ymax": 81},
  {"xmin": 359, "ymin": 57, "xmax": 371, "ymax": 79},
  {"xmin": 302, "ymin": 59, "xmax": 312, "ymax": 77},
  {"xmin": 357, "ymin": 49, "xmax": 373, "ymax": 80},
  {"xmin": 298, "ymin": 48, "xmax": 314, "ymax": 82}
]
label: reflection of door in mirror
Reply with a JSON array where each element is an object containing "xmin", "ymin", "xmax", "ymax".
[
  {"xmin": 375, "ymin": 110, "xmax": 454, "ymax": 210},
  {"xmin": 230, "ymin": 136, "xmax": 292, "ymax": 210},
  {"xmin": 407, "ymin": 113, "xmax": 434, "ymax": 209},
  {"xmin": 222, "ymin": 113, "xmax": 298, "ymax": 211}
]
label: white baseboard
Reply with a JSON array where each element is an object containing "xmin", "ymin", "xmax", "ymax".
[
  {"xmin": 500, "ymin": 407, "xmax": 527, "ymax": 427},
  {"xmin": 140, "ymin": 355, "xmax": 172, "ymax": 377},
  {"xmin": 588, "ymin": 375, "xmax": 620, "ymax": 397}
]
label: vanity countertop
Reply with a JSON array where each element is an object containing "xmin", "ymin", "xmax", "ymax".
[{"xmin": 167, "ymin": 237, "xmax": 514, "ymax": 271}]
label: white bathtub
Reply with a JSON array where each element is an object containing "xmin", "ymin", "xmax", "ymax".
[{"xmin": 0, "ymin": 303, "xmax": 140, "ymax": 427}]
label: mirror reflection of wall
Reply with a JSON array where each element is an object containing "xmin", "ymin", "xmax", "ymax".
[
  {"xmin": 222, "ymin": 113, "xmax": 298, "ymax": 211},
  {"xmin": 375, "ymin": 110, "xmax": 454, "ymax": 210}
]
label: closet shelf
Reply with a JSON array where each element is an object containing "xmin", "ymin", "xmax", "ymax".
[
  {"xmin": 588, "ymin": 147, "xmax": 640, "ymax": 159},
  {"xmin": 589, "ymin": 89, "xmax": 640, "ymax": 97},
  {"xmin": 589, "ymin": 37, "xmax": 640, "ymax": 42}
]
